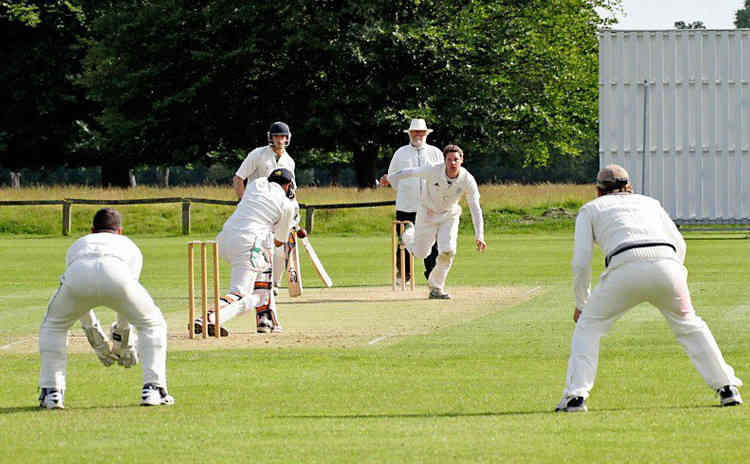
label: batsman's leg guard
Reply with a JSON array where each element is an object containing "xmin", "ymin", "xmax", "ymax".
[{"xmin": 254, "ymin": 267, "xmax": 281, "ymax": 333}]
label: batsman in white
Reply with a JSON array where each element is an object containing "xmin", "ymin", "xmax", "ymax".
[
  {"xmin": 385, "ymin": 118, "xmax": 444, "ymax": 284},
  {"xmin": 380, "ymin": 144, "xmax": 486, "ymax": 299},
  {"xmin": 232, "ymin": 121, "xmax": 297, "ymax": 296},
  {"xmin": 555, "ymin": 165, "xmax": 742, "ymax": 412},
  {"xmin": 38, "ymin": 208, "xmax": 174, "ymax": 409},
  {"xmin": 203, "ymin": 168, "xmax": 297, "ymax": 334}
]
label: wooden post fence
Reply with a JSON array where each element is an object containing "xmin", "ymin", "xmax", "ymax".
[{"xmin": 0, "ymin": 198, "xmax": 395, "ymax": 235}]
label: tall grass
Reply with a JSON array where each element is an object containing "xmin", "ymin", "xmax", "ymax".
[{"xmin": 0, "ymin": 183, "xmax": 594, "ymax": 236}]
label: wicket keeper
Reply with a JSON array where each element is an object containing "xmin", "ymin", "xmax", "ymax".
[{"xmin": 38, "ymin": 208, "xmax": 174, "ymax": 408}]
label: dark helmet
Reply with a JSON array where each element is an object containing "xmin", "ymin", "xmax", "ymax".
[
  {"xmin": 268, "ymin": 168, "xmax": 296, "ymax": 199},
  {"xmin": 267, "ymin": 121, "xmax": 291, "ymax": 147}
]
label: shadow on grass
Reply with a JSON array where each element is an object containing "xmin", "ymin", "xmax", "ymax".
[
  {"xmin": 274, "ymin": 403, "xmax": 719, "ymax": 420},
  {"xmin": 0, "ymin": 404, "xmax": 144, "ymax": 414}
]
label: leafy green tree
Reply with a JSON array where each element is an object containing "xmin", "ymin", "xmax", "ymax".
[
  {"xmin": 0, "ymin": 1, "xmax": 93, "ymax": 184},
  {"xmin": 79, "ymin": 1, "xmax": 222, "ymax": 186},
  {"xmin": 79, "ymin": 0, "xmax": 619, "ymax": 186},
  {"xmin": 736, "ymin": 0, "xmax": 750, "ymax": 28}
]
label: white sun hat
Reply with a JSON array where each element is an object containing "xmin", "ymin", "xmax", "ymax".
[{"xmin": 403, "ymin": 118, "xmax": 433, "ymax": 134}]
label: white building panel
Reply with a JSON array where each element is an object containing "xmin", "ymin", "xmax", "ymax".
[{"xmin": 599, "ymin": 30, "xmax": 750, "ymax": 224}]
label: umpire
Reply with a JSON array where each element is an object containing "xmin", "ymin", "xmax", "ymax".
[{"xmin": 556, "ymin": 164, "xmax": 742, "ymax": 412}]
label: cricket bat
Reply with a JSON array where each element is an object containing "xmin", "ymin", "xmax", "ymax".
[
  {"xmin": 285, "ymin": 230, "xmax": 303, "ymax": 297},
  {"xmin": 300, "ymin": 236, "xmax": 333, "ymax": 288}
]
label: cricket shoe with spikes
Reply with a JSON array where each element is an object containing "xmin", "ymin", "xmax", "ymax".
[
  {"xmin": 190, "ymin": 316, "xmax": 229, "ymax": 337},
  {"xmin": 257, "ymin": 312, "xmax": 274, "ymax": 334},
  {"xmin": 39, "ymin": 388, "xmax": 64, "ymax": 409},
  {"xmin": 429, "ymin": 288, "xmax": 451, "ymax": 300},
  {"xmin": 718, "ymin": 385, "xmax": 742, "ymax": 407},
  {"xmin": 555, "ymin": 395, "xmax": 587, "ymax": 412},
  {"xmin": 140, "ymin": 383, "xmax": 175, "ymax": 406}
]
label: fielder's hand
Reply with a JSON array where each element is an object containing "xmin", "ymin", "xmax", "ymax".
[
  {"xmin": 378, "ymin": 174, "xmax": 390, "ymax": 187},
  {"xmin": 111, "ymin": 322, "xmax": 139, "ymax": 368},
  {"xmin": 476, "ymin": 239, "xmax": 487, "ymax": 252},
  {"xmin": 573, "ymin": 307, "xmax": 582, "ymax": 323}
]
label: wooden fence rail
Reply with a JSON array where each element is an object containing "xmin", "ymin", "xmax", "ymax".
[{"xmin": 0, "ymin": 198, "xmax": 395, "ymax": 235}]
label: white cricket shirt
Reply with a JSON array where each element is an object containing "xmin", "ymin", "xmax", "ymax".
[
  {"xmin": 387, "ymin": 143, "xmax": 443, "ymax": 212},
  {"xmin": 66, "ymin": 232, "xmax": 143, "ymax": 280},
  {"xmin": 388, "ymin": 163, "xmax": 484, "ymax": 242},
  {"xmin": 235, "ymin": 145, "xmax": 296, "ymax": 183},
  {"xmin": 572, "ymin": 193, "xmax": 686, "ymax": 309},
  {"xmin": 221, "ymin": 177, "xmax": 297, "ymax": 243}
]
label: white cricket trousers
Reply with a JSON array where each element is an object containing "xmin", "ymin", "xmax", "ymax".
[
  {"xmin": 215, "ymin": 229, "xmax": 267, "ymax": 322},
  {"xmin": 413, "ymin": 207, "xmax": 460, "ymax": 291},
  {"xmin": 39, "ymin": 257, "xmax": 168, "ymax": 390},
  {"xmin": 563, "ymin": 257, "xmax": 741, "ymax": 398}
]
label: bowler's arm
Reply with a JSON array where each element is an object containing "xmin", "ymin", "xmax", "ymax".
[
  {"xmin": 465, "ymin": 179, "xmax": 486, "ymax": 251},
  {"xmin": 381, "ymin": 165, "xmax": 431, "ymax": 186}
]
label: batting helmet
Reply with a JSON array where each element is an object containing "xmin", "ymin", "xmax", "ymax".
[
  {"xmin": 267, "ymin": 121, "xmax": 291, "ymax": 147},
  {"xmin": 268, "ymin": 167, "xmax": 296, "ymax": 199}
]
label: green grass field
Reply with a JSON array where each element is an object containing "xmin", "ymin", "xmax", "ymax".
[{"xmin": 1, "ymin": 225, "xmax": 749, "ymax": 462}]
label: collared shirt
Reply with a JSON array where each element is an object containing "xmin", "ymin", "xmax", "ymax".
[
  {"xmin": 571, "ymin": 193, "xmax": 686, "ymax": 309},
  {"xmin": 387, "ymin": 143, "xmax": 443, "ymax": 212},
  {"xmin": 388, "ymin": 163, "xmax": 484, "ymax": 242},
  {"xmin": 235, "ymin": 145, "xmax": 296, "ymax": 183},
  {"xmin": 66, "ymin": 233, "xmax": 143, "ymax": 280},
  {"xmin": 222, "ymin": 177, "xmax": 297, "ymax": 243}
]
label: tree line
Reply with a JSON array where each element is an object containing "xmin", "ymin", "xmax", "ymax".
[{"xmin": 1, "ymin": 0, "xmax": 647, "ymax": 187}]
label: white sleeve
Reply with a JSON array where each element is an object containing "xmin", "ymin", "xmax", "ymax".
[
  {"xmin": 274, "ymin": 201, "xmax": 297, "ymax": 243},
  {"xmin": 387, "ymin": 151, "xmax": 401, "ymax": 190},
  {"xmin": 571, "ymin": 207, "xmax": 594, "ymax": 309},
  {"xmin": 234, "ymin": 152, "xmax": 255, "ymax": 179},
  {"xmin": 660, "ymin": 206, "xmax": 686, "ymax": 263},
  {"xmin": 465, "ymin": 176, "xmax": 484, "ymax": 242},
  {"xmin": 432, "ymin": 146, "xmax": 444, "ymax": 164},
  {"xmin": 388, "ymin": 165, "xmax": 432, "ymax": 183},
  {"xmin": 289, "ymin": 158, "xmax": 297, "ymax": 188}
]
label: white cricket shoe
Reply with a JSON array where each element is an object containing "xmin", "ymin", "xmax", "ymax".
[
  {"xmin": 718, "ymin": 385, "xmax": 742, "ymax": 407},
  {"xmin": 140, "ymin": 383, "xmax": 175, "ymax": 406},
  {"xmin": 39, "ymin": 388, "xmax": 64, "ymax": 409}
]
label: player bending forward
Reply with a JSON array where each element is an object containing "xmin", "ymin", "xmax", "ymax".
[
  {"xmin": 555, "ymin": 164, "xmax": 742, "ymax": 412},
  {"xmin": 380, "ymin": 144, "xmax": 486, "ymax": 299},
  {"xmin": 38, "ymin": 208, "xmax": 174, "ymax": 409},
  {"xmin": 194, "ymin": 168, "xmax": 297, "ymax": 335}
]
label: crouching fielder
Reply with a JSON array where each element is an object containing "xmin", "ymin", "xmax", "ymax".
[
  {"xmin": 38, "ymin": 208, "xmax": 173, "ymax": 409},
  {"xmin": 210, "ymin": 168, "xmax": 297, "ymax": 334},
  {"xmin": 380, "ymin": 144, "xmax": 486, "ymax": 299},
  {"xmin": 555, "ymin": 164, "xmax": 742, "ymax": 412}
]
